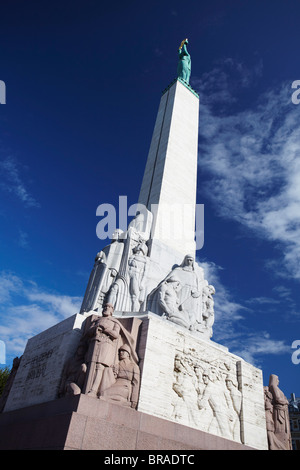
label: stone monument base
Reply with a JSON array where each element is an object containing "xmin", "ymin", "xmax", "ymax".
[
  {"xmin": 0, "ymin": 394, "xmax": 254, "ymax": 450},
  {"xmin": 1, "ymin": 311, "xmax": 268, "ymax": 450}
]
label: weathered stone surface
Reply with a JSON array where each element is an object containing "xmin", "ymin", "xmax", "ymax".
[
  {"xmin": 0, "ymin": 394, "xmax": 255, "ymax": 450},
  {"xmin": 3, "ymin": 313, "xmax": 89, "ymax": 412}
]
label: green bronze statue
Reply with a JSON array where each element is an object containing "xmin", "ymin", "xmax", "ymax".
[{"xmin": 177, "ymin": 38, "xmax": 191, "ymax": 84}]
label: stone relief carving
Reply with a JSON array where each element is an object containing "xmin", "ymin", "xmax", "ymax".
[
  {"xmin": 147, "ymin": 255, "xmax": 215, "ymax": 338},
  {"xmin": 171, "ymin": 351, "xmax": 242, "ymax": 442},
  {"xmin": 58, "ymin": 304, "xmax": 141, "ymax": 408},
  {"xmin": 201, "ymin": 283, "xmax": 215, "ymax": 337},
  {"xmin": 95, "ymin": 208, "xmax": 153, "ymax": 313},
  {"xmin": 80, "ymin": 251, "xmax": 108, "ymax": 313},
  {"xmin": 79, "ymin": 208, "xmax": 217, "ymax": 332},
  {"xmin": 264, "ymin": 374, "xmax": 292, "ymax": 450},
  {"xmin": 128, "ymin": 239, "xmax": 148, "ymax": 311},
  {"xmin": 225, "ymin": 374, "xmax": 242, "ymax": 442}
]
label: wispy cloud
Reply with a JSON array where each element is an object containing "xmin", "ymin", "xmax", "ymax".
[
  {"xmin": 227, "ymin": 331, "xmax": 291, "ymax": 366},
  {"xmin": 195, "ymin": 59, "xmax": 300, "ymax": 280},
  {"xmin": 198, "ymin": 259, "xmax": 291, "ymax": 366},
  {"xmin": 0, "ymin": 271, "xmax": 82, "ymax": 360},
  {"xmin": 0, "ymin": 156, "xmax": 40, "ymax": 208}
]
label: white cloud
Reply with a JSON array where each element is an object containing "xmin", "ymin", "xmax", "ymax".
[
  {"xmin": 195, "ymin": 60, "xmax": 300, "ymax": 280},
  {"xmin": 227, "ymin": 332, "xmax": 291, "ymax": 367},
  {"xmin": 198, "ymin": 259, "xmax": 290, "ymax": 366},
  {"xmin": 0, "ymin": 271, "xmax": 82, "ymax": 359}
]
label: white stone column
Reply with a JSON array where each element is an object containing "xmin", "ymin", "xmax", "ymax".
[{"xmin": 138, "ymin": 79, "xmax": 199, "ymax": 260}]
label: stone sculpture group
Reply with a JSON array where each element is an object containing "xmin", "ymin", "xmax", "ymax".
[
  {"xmin": 81, "ymin": 208, "xmax": 216, "ymax": 341},
  {"xmin": 59, "ymin": 303, "xmax": 140, "ymax": 409}
]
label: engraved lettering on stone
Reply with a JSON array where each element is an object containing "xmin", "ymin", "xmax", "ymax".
[{"xmin": 24, "ymin": 349, "xmax": 54, "ymax": 382}]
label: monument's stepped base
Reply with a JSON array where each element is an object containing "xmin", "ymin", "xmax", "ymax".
[{"xmin": 0, "ymin": 394, "xmax": 254, "ymax": 450}]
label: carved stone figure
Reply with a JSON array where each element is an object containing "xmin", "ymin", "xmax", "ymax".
[
  {"xmin": 167, "ymin": 255, "xmax": 203, "ymax": 325},
  {"xmin": 267, "ymin": 374, "xmax": 292, "ymax": 450},
  {"xmin": 84, "ymin": 303, "xmax": 122, "ymax": 397},
  {"xmin": 105, "ymin": 209, "xmax": 152, "ymax": 313},
  {"xmin": 201, "ymin": 283, "xmax": 215, "ymax": 335},
  {"xmin": 58, "ymin": 344, "xmax": 87, "ymax": 397},
  {"xmin": 128, "ymin": 240, "xmax": 148, "ymax": 311},
  {"xmin": 172, "ymin": 354, "xmax": 199, "ymax": 426},
  {"xmin": 102, "ymin": 344, "xmax": 140, "ymax": 409},
  {"xmin": 225, "ymin": 375, "xmax": 242, "ymax": 441},
  {"xmin": 158, "ymin": 276, "xmax": 190, "ymax": 329},
  {"xmin": 127, "ymin": 208, "xmax": 153, "ymax": 241},
  {"xmin": 83, "ymin": 303, "xmax": 139, "ymax": 398},
  {"xmin": 177, "ymin": 38, "xmax": 191, "ymax": 84},
  {"xmin": 80, "ymin": 251, "xmax": 108, "ymax": 313},
  {"xmin": 147, "ymin": 255, "xmax": 214, "ymax": 335},
  {"xmin": 198, "ymin": 367, "xmax": 234, "ymax": 440},
  {"xmin": 264, "ymin": 386, "xmax": 287, "ymax": 450},
  {"xmin": 170, "ymin": 349, "xmax": 243, "ymax": 443}
]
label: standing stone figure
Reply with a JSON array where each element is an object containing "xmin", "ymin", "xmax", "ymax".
[
  {"xmin": 264, "ymin": 386, "xmax": 287, "ymax": 450},
  {"xmin": 172, "ymin": 354, "xmax": 199, "ymax": 426},
  {"xmin": 102, "ymin": 344, "xmax": 140, "ymax": 409},
  {"xmin": 177, "ymin": 38, "xmax": 191, "ymax": 84},
  {"xmin": 198, "ymin": 367, "xmax": 234, "ymax": 440},
  {"xmin": 84, "ymin": 303, "xmax": 121, "ymax": 397},
  {"xmin": 80, "ymin": 251, "xmax": 107, "ymax": 313},
  {"xmin": 128, "ymin": 240, "xmax": 148, "ymax": 311},
  {"xmin": 83, "ymin": 303, "xmax": 139, "ymax": 399},
  {"xmin": 201, "ymin": 284, "xmax": 215, "ymax": 335},
  {"xmin": 267, "ymin": 374, "xmax": 292, "ymax": 450},
  {"xmin": 225, "ymin": 375, "xmax": 242, "ymax": 442}
]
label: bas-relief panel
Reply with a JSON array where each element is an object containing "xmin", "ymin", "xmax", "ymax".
[{"xmin": 169, "ymin": 341, "xmax": 243, "ymax": 443}]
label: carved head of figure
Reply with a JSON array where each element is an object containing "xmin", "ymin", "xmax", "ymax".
[
  {"xmin": 119, "ymin": 344, "xmax": 131, "ymax": 360},
  {"xmin": 269, "ymin": 374, "xmax": 279, "ymax": 389},
  {"xmin": 102, "ymin": 303, "xmax": 114, "ymax": 317},
  {"xmin": 181, "ymin": 254, "xmax": 194, "ymax": 271},
  {"xmin": 202, "ymin": 366, "xmax": 218, "ymax": 384}
]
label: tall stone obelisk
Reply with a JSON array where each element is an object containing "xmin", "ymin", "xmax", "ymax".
[{"xmin": 138, "ymin": 78, "xmax": 199, "ymax": 261}]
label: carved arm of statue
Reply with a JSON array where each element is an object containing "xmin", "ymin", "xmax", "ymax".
[{"xmin": 100, "ymin": 321, "xmax": 120, "ymax": 340}]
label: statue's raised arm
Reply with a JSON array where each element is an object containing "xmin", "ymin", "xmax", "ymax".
[{"xmin": 177, "ymin": 38, "xmax": 191, "ymax": 84}]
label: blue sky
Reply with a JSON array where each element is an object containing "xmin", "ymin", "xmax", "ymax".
[{"xmin": 0, "ymin": 0, "xmax": 299, "ymax": 397}]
